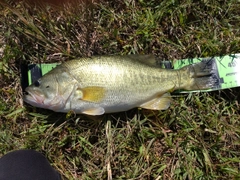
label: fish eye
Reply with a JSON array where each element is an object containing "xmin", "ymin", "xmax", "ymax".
[{"xmin": 34, "ymin": 80, "xmax": 41, "ymax": 87}]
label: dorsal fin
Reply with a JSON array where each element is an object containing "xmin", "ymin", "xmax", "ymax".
[{"xmin": 126, "ymin": 54, "xmax": 159, "ymax": 67}]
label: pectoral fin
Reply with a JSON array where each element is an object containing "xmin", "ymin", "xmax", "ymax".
[
  {"xmin": 81, "ymin": 107, "xmax": 105, "ymax": 115},
  {"xmin": 76, "ymin": 86, "xmax": 106, "ymax": 103},
  {"xmin": 140, "ymin": 93, "xmax": 172, "ymax": 110}
]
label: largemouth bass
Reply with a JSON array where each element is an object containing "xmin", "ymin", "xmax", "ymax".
[{"xmin": 23, "ymin": 55, "xmax": 217, "ymax": 115}]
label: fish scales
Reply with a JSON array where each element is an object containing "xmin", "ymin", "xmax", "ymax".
[
  {"xmin": 65, "ymin": 57, "xmax": 171, "ymax": 109},
  {"xmin": 63, "ymin": 56, "xmax": 178, "ymax": 93}
]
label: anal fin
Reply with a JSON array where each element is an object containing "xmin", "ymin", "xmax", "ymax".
[{"xmin": 140, "ymin": 93, "xmax": 172, "ymax": 110}]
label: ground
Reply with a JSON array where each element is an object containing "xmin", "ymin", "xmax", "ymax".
[{"xmin": 0, "ymin": 0, "xmax": 240, "ymax": 179}]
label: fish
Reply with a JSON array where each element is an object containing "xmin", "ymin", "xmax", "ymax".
[{"xmin": 23, "ymin": 54, "xmax": 217, "ymax": 115}]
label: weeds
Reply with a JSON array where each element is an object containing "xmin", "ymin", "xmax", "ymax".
[{"xmin": 0, "ymin": 0, "xmax": 240, "ymax": 179}]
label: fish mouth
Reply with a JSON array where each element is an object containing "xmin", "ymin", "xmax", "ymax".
[
  {"xmin": 23, "ymin": 88, "xmax": 45, "ymax": 107},
  {"xmin": 23, "ymin": 88, "xmax": 65, "ymax": 111}
]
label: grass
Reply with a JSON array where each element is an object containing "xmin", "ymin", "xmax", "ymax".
[{"xmin": 1, "ymin": 0, "xmax": 240, "ymax": 179}]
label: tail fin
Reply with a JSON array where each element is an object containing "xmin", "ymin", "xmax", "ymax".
[{"xmin": 182, "ymin": 59, "xmax": 220, "ymax": 91}]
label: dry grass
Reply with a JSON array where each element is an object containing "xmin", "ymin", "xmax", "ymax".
[{"xmin": 1, "ymin": 0, "xmax": 240, "ymax": 179}]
